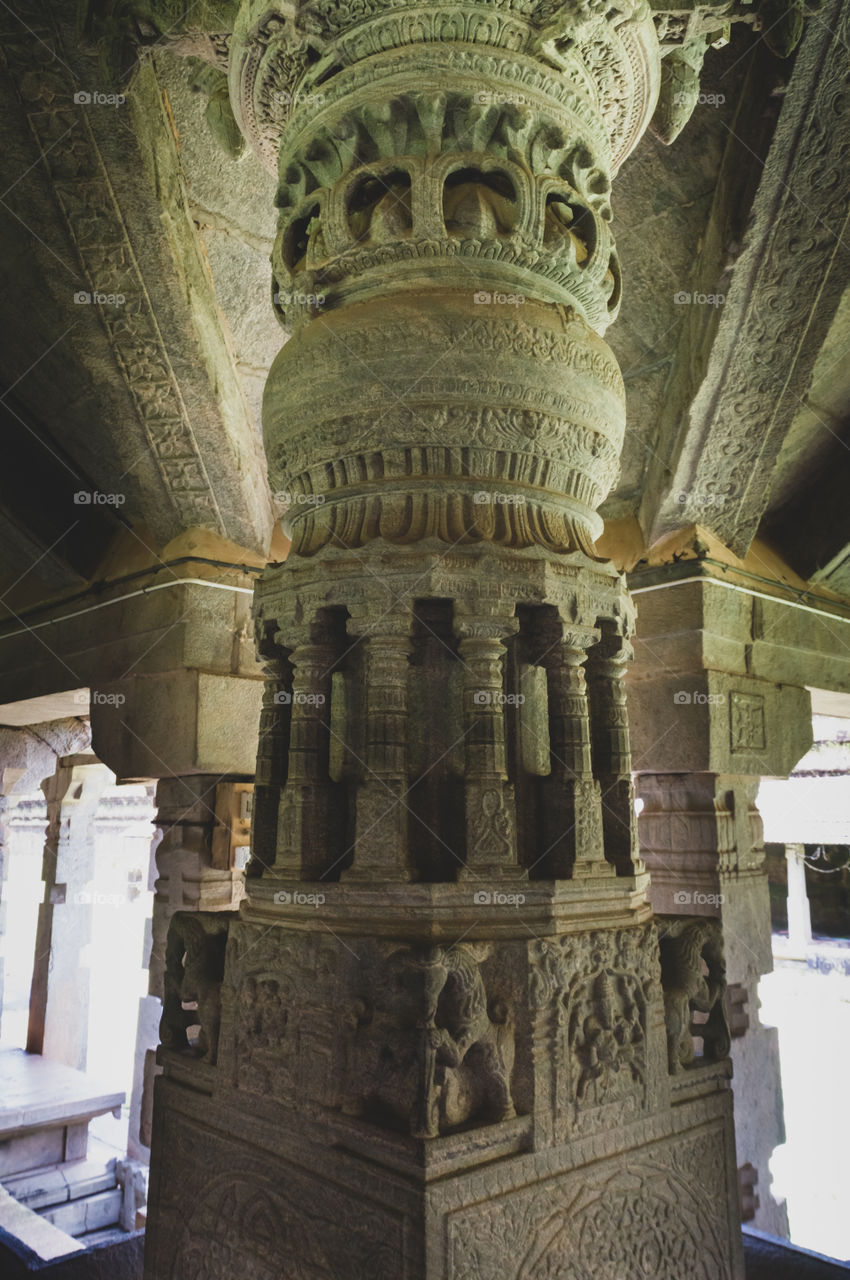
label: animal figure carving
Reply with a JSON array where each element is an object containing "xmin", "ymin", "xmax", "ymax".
[
  {"xmin": 161, "ymin": 912, "xmax": 234, "ymax": 1064},
  {"xmin": 416, "ymin": 943, "xmax": 516, "ymax": 1137},
  {"xmin": 658, "ymin": 917, "xmax": 731, "ymax": 1073}
]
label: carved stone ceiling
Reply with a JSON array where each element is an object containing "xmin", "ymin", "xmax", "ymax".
[{"xmin": 0, "ymin": 2, "xmax": 848, "ymax": 611}]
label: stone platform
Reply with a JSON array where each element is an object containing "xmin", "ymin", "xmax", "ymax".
[{"xmin": 0, "ymin": 1049, "xmax": 124, "ymax": 1179}]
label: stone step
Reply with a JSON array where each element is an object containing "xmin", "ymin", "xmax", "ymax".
[
  {"xmin": 40, "ymin": 1188, "xmax": 123, "ymax": 1237},
  {"xmin": 0, "ymin": 1183, "xmax": 83, "ymax": 1262},
  {"xmin": 3, "ymin": 1155, "xmax": 118, "ymax": 1211}
]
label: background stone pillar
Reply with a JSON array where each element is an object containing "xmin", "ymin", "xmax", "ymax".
[
  {"xmin": 785, "ymin": 843, "xmax": 813, "ymax": 958},
  {"xmin": 630, "ymin": 572, "xmax": 815, "ymax": 1238},
  {"xmin": 127, "ymin": 775, "xmax": 248, "ymax": 1160},
  {"xmin": 0, "ymin": 720, "xmax": 91, "ymax": 1041},
  {"xmin": 28, "ymin": 756, "xmax": 112, "ymax": 1070}
]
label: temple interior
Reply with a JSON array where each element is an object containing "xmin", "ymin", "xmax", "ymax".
[{"xmin": 0, "ymin": 0, "xmax": 849, "ymax": 1276}]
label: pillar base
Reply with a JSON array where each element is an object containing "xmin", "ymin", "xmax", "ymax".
[
  {"xmin": 145, "ymin": 909, "xmax": 744, "ymax": 1279},
  {"xmin": 147, "ymin": 1054, "xmax": 743, "ymax": 1279}
]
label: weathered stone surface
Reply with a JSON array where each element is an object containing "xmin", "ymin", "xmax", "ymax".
[{"xmin": 143, "ymin": 2, "xmax": 745, "ymax": 1276}]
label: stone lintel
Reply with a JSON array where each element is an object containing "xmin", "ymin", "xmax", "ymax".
[{"xmin": 91, "ymin": 670, "xmax": 262, "ymax": 782}]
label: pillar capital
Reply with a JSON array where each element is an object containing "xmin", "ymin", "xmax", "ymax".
[{"xmin": 232, "ymin": 0, "xmax": 661, "ymax": 559}]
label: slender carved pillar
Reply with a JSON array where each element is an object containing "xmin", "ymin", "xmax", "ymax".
[
  {"xmin": 248, "ymin": 659, "xmax": 290, "ymax": 877},
  {"xmin": 455, "ymin": 608, "xmax": 522, "ymax": 881},
  {"xmin": 785, "ymin": 843, "xmax": 813, "ymax": 957},
  {"xmin": 344, "ymin": 611, "xmax": 416, "ymax": 880},
  {"xmin": 144, "ymin": 5, "xmax": 746, "ymax": 1278},
  {"xmin": 587, "ymin": 629, "xmax": 642, "ymax": 876},
  {"xmin": 629, "ymin": 571, "xmax": 814, "ymax": 1238},
  {"xmin": 275, "ymin": 636, "xmax": 336, "ymax": 880},
  {"xmin": 540, "ymin": 626, "xmax": 610, "ymax": 877}
]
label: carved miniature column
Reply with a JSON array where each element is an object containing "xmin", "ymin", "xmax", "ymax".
[
  {"xmin": 540, "ymin": 626, "xmax": 610, "ymax": 877},
  {"xmin": 345, "ymin": 611, "xmax": 415, "ymax": 881},
  {"xmin": 455, "ymin": 608, "xmax": 522, "ymax": 881},
  {"xmin": 248, "ymin": 658, "xmax": 290, "ymax": 878},
  {"xmin": 129, "ymin": 775, "xmax": 247, "ymax": 1159},
  {"xmin": 587, "ymin": 628, "xmax": 642, "ymax": 875},
  {"xmin": 275, "ymin": 635, "xmax": 336, "ymax": 880}
]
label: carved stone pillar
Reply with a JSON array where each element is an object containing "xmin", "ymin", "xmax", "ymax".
[
  {"xmin": 28, "ymin": 757, "xmax": 111, "ymax": 1071},
  {"xmin": 587, "ymin": 628, "xmax": 641, "ymax": 876},
  {"xmin": 629, "ymin": 571, "xmax": 815, "ymax": 1238},
  {"xmin": 144, "ymin": 5, "xmax": 745, "ymax": 1278},
  {"xmin": 129, "ymin": 775, "xmax": 247, "ymax": 1161},
  {"xmin": 455, "ymin": 607, "xmax": 522, "ymax": 881},
  {"xmin": 344, "ymin": 611, "xmax": 415, "ymax": 881},
  {"xmin": 539, "ymin": 625, "xmax": 608, "ymax": 877},
  {"xmin": 0, "ymin": 721, "xmax": 91, "ymax": 1043},
  {"xmin": 275, "ymin": 636, "xmax": 337, "ymax": 880}
]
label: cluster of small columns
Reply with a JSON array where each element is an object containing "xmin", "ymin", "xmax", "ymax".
[{"xmin": 257, "ymin": 595, "xmax": 645, "ymax": 884}]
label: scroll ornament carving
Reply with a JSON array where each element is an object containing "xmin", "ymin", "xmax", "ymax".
[
  {"xmin": 231, "ymin": 0, "xmax": 659, "ymax": 177},
  {"xmin": 165, "ymin": 1149, "xmax": 404, "ymax": 1280},
  {"xmin": 0, "ymin": 3, "xmax": 227, "ymax": 534},
  {"xmin": 449, "ymin": 1131, "xmax": 732, "ymax": 1280}
]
